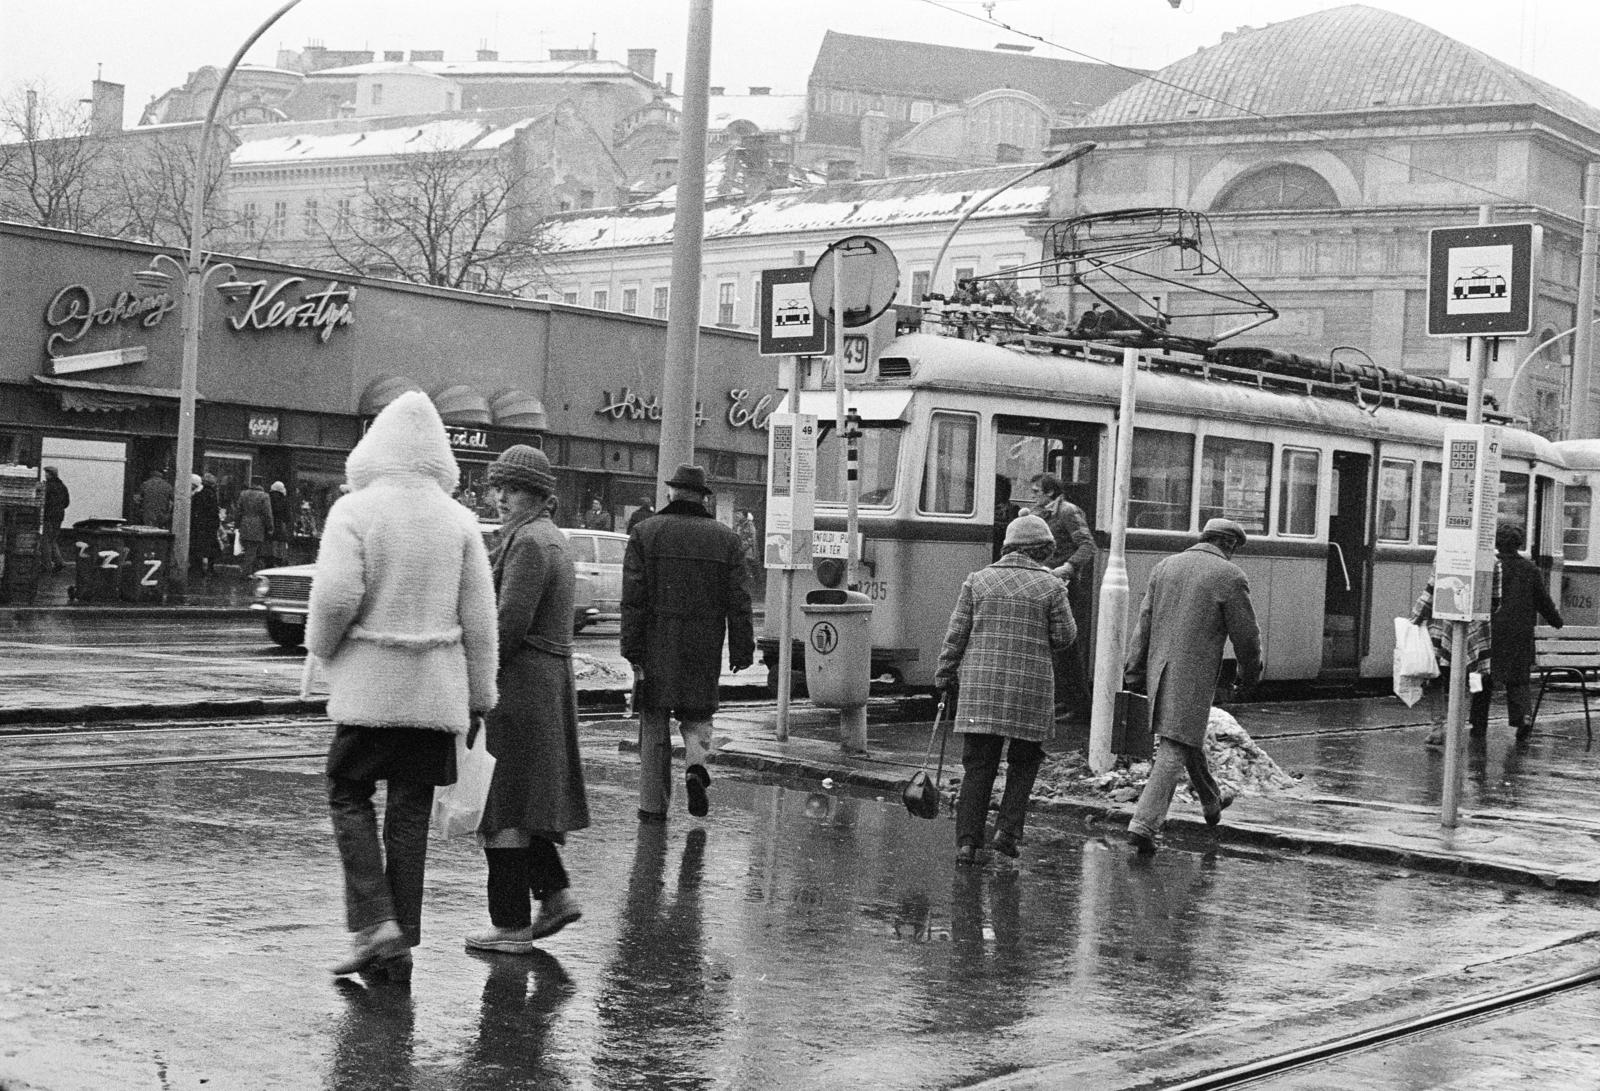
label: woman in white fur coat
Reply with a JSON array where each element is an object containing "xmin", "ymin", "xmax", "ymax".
[{"xmin": 306, "ymin": 390, "xmax": 499, "ymax": 983}]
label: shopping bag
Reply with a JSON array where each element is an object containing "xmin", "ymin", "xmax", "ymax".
[
  {"xmin": 431, "ymin": 729, "xmax": 495, "ymax": 839},
  {"xmin": 1392, "ymin": 617, "xmax": 1439, "ymax": 707}
]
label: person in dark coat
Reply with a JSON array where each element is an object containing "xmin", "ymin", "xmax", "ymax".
[
  {"xmin": 236, "ymin": 479, "xmax": 275, "ymax": 576},
  {"xmin": 1125, "ymin": 518, "xmax": 1263, "ymax": 855},
  {"xmin": 1482, "ymin": 522, "xmax": 1563, "ymax": 742},
  {"xmin": 622, "ymin": 464, "xmax": 754, "ymax": 821},
  {"xmin": 935, "ymin": 514, "xmax": 1075, "ymax": 865},
  {"xmin": 41, "ymin": 466, "xmax": 69, "ymax": 572},
  {"xmin": 137, "ymin": 469, "xmax": 173, "ymax": 528},
  {"xmin": 466, "ymin": 445, "xmax": 591, "ymax": 954},
  {"xmin": 268, "ymin": 481, "xmax": 292, "ymax": 564},
  {"xmin": 625, "ymin": 499, "xmax": 655, "ymax": 533},
  {"xmin": 187, "ymin": 475, "xmax": 220, "ymax": 576},
  {"xmin": 1028, "ymin": 472, "xmax": 1097, "ymax": 725}
]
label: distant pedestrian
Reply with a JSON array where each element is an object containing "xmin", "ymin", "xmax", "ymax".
[
  {"xmin": 1125, "ymin": 518, "xmax": 1263, "ymax": 855},
  {"xmin": 622, "ymin": 464, "xmax": 754, "ymax": 821},
  {"xmin": 192, "ymin": 474, "xmax": 223, "ymax": 575},
  {"xmin": 41, "ymin": 466, "xmax": 69, "ymax": 572},
  {"xmin": 1028, "ymin": 472, "xmax": 1097, "ymax": 724},
  {"xmin": 466, "ymin": 444, "xmax": 591, "ymax": 954},
  {"xmin": 306, "ymin": 391, "xmax": 499, "ymax": 983},
  {"xmin": 737, "ymin": 510, "xmax": 760, "ymax": 586},
  {"xmin": 137, "ymin": 469, "xmax": 173, "ymax": 528},
  {"xmin": 235, "ymin": 479, "xmax": 274, "ymax": 576},
  {"xmin": 626, "ymin": 499, "xmax": 655, "ymax": 533},
  {"xmin": 269, "ymin": 481, "xmax": 292, "ymax": 564},
  {"xmin": 584, "ymin": 498, "xmax": 614, "ymax": 531},
  {"xmin": 935, "ymin": 515, "xmax": 1075, "ymax": 865}
]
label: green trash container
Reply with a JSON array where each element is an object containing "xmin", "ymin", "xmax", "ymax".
[
  {"xmin": 68, "ymin": 519, "xmax": 127, "ymax": 604},
  {"xmin": 119, "ymin": 526, "xmax": 173, "ymax": 603}
]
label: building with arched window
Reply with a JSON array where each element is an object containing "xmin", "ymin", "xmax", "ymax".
[{"xmin": 1050, "ymin": 4, "xmax": 1600, "ymax": 437}]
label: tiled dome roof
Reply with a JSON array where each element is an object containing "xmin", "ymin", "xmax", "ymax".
[{"xmin": 1082, "ymin": 4, "xmax": 1600, "ymax": 132}]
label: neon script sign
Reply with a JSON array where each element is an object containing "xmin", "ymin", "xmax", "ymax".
[
  {"xmin": 225, "ymin": 277, "xmax": 356, "ymax": 344},
  {"xmin": 45, "ymin": 285, "xmax": 177, "ymax": 356}
]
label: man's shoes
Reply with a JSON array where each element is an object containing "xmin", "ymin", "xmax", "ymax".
[
  {"xmin": 330, "ymin": 919, "xmax": 408, "ymax": 976},
  {"xmin": 955, "ymin": 843, "xmax": 978, "ymax": 867},
  {"xmin": 1128, "ymin": 830, "xmax": 1158, "ymax": 856},
  {"xmin": 991, "ymin": 829, "xmax": 1020, "ymax": 858},
  {"xmin": 1203, "ymin": 791, "xmax": 1236, "ymax": 827},
  {"xmin": 637, "ymin": 808, "xmax": 667, "ymax": 823},
  {"xmin": 528, "ymin": 890, "xmax": 582, "ymax": 940},
  {"xmin": 358, "ymin": 950, "xmax": 412, "ymax": 987},
  {"xmin": 1515, "ymin": 721, "xmax": 1534, "ymax": 743},
  {"xmin": 685, "ymin": 764, "xmax": 711, "ymax": 817},
  {"xmin": 463, "ymin": 924, "xmax": 536, "ymax": 955}
]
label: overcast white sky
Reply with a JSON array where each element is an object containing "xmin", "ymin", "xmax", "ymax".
[{"xmin": 2, "ymin": 0, "xmax": 1597, "ymax": 127}]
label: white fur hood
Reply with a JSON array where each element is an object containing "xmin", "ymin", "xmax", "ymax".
[{"xmin": 345, "ymin": 390, "xmax": 458, "ymax": 491}]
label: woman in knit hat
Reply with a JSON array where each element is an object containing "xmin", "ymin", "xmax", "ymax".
[
  {"xmin": 307, "ymin": 391, "xmax": 500, "ymax": 983},
  {"xmin": 465, "ymin": 444, "xmax": 591, "ymax": 954}
]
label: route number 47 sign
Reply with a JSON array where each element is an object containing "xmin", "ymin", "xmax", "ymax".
[
  {"xmin": 1432, "ymin": 423, "xmax": 1502, "ymax": 621},
  {"xmin": 765, "ymin": 412, "xmax": 817, "ymax": 569}
]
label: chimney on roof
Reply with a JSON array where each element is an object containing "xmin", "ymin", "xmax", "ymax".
[
  {"xmin": 664, "ymin": 73, "xmax": 674, "ymax": 94},
  {"xmin": 477, "ymin": 47, "xmax": 499, "ymax": 62},
  {"xmin": 627, "ymin": 49, "xmax": 657, "ymax": 81},
  {"xmin": 708, "ymin": 86, "xmax": 725, "ymax": 96},
  {"xmin": 748, "ymin": 86, "xmax": 770, "ymax": 96},
  {"xmin": 409, "ymin": 50, "xmax": 444, "ymax": 62},
  {"xmin": 384, "ymin": 50, "xmax": 404, "ymax": 62},
  {"xmin": 90, "ymin": 80, "xmax": 124, "ymax": 134},
  {"xmin": 859, "ymin": 110, "xmax": 888, "ymax": 180}
]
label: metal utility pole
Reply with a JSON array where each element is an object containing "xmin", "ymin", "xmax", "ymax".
[
  {"xmin": 655, "ymin": 0, "xmax": 714, "ymax": 500},
  {"xmin": 1567, "ymin": 164, "xmax": 1600, "ymax": 440},
  {"xmin": 1087, "ymin": 344, "xmax": 1140, "ymax": 773}
]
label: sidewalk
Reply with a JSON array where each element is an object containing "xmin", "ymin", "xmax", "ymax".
[{"xmin": 2, "ymin": 564, "xmax": 258, "ymax": 616}]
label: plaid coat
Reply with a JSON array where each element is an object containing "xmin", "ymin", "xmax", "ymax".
[{"xmin": 935, "ymin": 552, "xmax": 1076, "ymax": 742}]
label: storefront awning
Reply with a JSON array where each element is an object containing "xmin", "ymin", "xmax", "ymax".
[
  {"xmin": 434, "ymin": 384, "xmax": 492, "ymax": 425},
  {"xmin": 33, "ymin": 373, "xmax": 197, "ymax": 413},
  {"xmin": 359, "ymin": 375, "xmax": 424, "ymax": 416},
  {"xmin": 490, "ymin": 389, "xmax": 547, "ymax": 430},
  {"xmin": 795, "ymin": 389, "xmax": 912, "ymax": 422}
]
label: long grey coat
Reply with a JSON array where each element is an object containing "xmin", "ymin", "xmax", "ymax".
[
  {"xmin": 1125, "ymin": 542, "xmax": 1263, "ymax": 748},
  {"xmin": 480, "ymin": 509, "xmax": 590, "ymax": 839},
  {"xmin": 934, "ymin": 552, "xmax": 1075, "ymax": 742}
]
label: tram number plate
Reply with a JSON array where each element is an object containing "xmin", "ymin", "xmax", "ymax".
[
  {"xmin": 811, "ymin": 530, "xmax": 861, "ymax": 558},
  {"xmin": 858, "ymin": 579, "xmax": 890, "ymax": 603}
]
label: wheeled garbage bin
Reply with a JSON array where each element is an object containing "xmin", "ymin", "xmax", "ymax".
[
  {"xmin": 68, "ymin": 519, "xmax": 127, "ymax": 604},
  {"xmin": 119, "ymin": 526, "xmax": 173, "ymax": 603}
]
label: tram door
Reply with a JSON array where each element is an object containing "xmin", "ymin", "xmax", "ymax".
[
  {"xmin": 993, "ymin": 416, "xmax": 1102, "ymax": 561},
  {"xmin": 1323, "ymin": 451, "xmax": 1372, "ymax": 675}
]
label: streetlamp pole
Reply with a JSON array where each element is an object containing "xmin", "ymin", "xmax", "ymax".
[
  {"xmin": 925, "ymin": 142, "xmax": 1094, "ymax": 296},
  {"xmin": 168, "ymin": 0, "xmax": 303, "ymax": 600}
]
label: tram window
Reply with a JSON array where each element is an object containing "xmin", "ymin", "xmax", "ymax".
[
  {"xmin": 1199, "ymin": 436, "xmax": 1271, "ymax": 535},
  {"xmin": 1130, "ymin": 428, "xmax": 1194, "ymax": 531},
  {"xmin": 1499, "ymin": 472, "xmax": 1529, "ymax": 530},
  {"xmin": 815, "ymin": 423, "xmax": 903, "ymax": 506},
  {"xmin": 1564, "ymin": 485, "xmax": 1592, "ymax": 561},
  {"xmin": 1419, "ymin": 461, "xmax": 1441, "ymax": 545},
  {"xmin": 1377, "ymin": 459, "xmax": 1415, "ymax": 542},
  {"xmin": 1277, "ymin": 448, "xmax": 1320, "ymax": 537},
  {"xmin": 920, "ymin": 412, "xmax": 977, "ymax": 515}
]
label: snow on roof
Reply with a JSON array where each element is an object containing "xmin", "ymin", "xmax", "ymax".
[
  {"xmin": 543, "ymin": 165, "xmax": 1050, "ymax": 253},
  {"xmin": 307, "ymin": 59, "xmax": 640, "ymax": 81},
  {"xmin": 698, "ymin": 93, "xmax": 807, "ymax": 133},
  {"xmin": 230, "ymin": 116, "xmax": 521, "ymax": 165}
]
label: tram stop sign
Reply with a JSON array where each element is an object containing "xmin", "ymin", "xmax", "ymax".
[
  {"xmin": 1426, "ymin": 223, "xmax": 1540, "ymax": 337},
  {"xmin": 759, "ymin": 267, "xmax": 827, "ymax": 357},
  {"xmin": 810, "ymin": 235, "xmax": 900, "ymax": 328}
]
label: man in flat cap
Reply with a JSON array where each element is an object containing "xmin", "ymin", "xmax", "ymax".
[
  {"xmin": 1124, "ymin": 517, "xmax": 1262, "ymax": 855},
  {"xmin": 622, "ymin": 464, "xmax": 754, "ymax": 821}
]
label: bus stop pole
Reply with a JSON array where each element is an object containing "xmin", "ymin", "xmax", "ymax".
[
  {"xmin": 775, "ymin": 379, "xmax": 800, "ymax": 742},
  {"xmin": 1088, "ymin": 345, "xmax": 1140, "ymax": 773}
]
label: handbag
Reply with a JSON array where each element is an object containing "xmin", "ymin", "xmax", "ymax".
[
  {"xmin": 902, "ymin": 695, "xmax": 951, "ymax": 820},
  {"xmin": 430, "ymin": 726, "xmax": 496, "ymax": 839}
]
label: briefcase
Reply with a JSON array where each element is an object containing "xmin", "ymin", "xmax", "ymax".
[{"xmin": 1111, "ymin": 690, "xmax": 1153, "ymax": 760}]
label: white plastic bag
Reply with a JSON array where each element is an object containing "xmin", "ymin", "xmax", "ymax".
[
  {"xmin": 431, "ymin": 729, "xmax": 495, "ymax": 839},
  {"xmin": 1392, "ymin": 617, "xmax": 1440, "ymax": 707}
]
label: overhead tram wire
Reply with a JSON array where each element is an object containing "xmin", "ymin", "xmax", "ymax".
[{"xmin": 911, "ymin": 0, "xmax": 1532, "ymax": 207}]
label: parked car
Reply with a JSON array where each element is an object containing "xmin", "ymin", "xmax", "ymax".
[
  {"xmin": 249, "ymin": 521, "xmax": 601, "ymax": 647},
  {"xmin": 563, "ymin": 528, "xmax": 627, "ymax": 629}
]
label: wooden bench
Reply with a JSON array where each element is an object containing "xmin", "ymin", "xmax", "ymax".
[{"xmin": 1532, "ymin": 625, "xmax": 1600, "ymax": 749}]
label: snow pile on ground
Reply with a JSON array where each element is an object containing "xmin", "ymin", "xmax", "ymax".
[
  {"xmin": 573, "ymin": 654, "xmax": 630, "ymax": 682},
  {"xmin": 1033, "ymin": 706, "xmax": 1303, "ymax": 805}
]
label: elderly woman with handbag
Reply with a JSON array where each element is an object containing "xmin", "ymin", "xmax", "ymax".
[
  {"xmin": 934, "ymin": 514, "xmax": 1076, "ymax": 865},
  {"xmin": 306, "ymin": 391, "xmax": 499, "ymax": 984},
  {"xmin": 465, "ymin": 445, "xmax": 592, "ymax": 954}
]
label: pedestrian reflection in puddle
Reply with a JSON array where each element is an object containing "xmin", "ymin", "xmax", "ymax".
[
  {"xmin": 328, "ymin": 978, "xmax": 415, "ymax": 1091},
  {"xmin": 463, "ymin": 947, "xmax": 575, "ymax": 1083}
]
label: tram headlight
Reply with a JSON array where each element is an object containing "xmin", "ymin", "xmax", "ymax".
[{"xmin": 815, "ymin": 558, "xmax": 846, "ymax": 588}]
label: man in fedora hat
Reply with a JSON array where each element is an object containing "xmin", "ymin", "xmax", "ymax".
[
  {"xmin": 622, "ymin": 463, "xmax": 754, "ymax": 821},
  {"xmin": 1124, "ymin": 517, "xmax": 1262, "ymax": 855}
]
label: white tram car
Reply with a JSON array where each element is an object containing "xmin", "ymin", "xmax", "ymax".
[{"xmin": 760, "ymin": 332, "xmax": 1565, "ymax": 693}]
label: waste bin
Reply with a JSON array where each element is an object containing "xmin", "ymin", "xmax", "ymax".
[
  {"xmin": 69, "ymin": 519, "xmax": 127, "ymax": 604},
  {"xmin": 119, "ymin": 526, "xmax": 173, "ymax": 603},
  {"xmin": 800, "ymin": 589, "xmax": 873, "ymax": 708}
]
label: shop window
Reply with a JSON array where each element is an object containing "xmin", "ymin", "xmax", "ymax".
[
  {"xmin": 1564, "ymin": 485, "xmax": 1592, "ymax": 561},
  {"xmin": 630, "ymin": 446, "xmax": 657, "ymax": 475},
  {"xmin": 653, "ymin": 286, "xmax": 669, "ymax": 319},
  {"xmin": 1130, "ymin": 428, "xmax": 1194, "ymax": 531},
  {"xmin": 920, "ymin": 412, "xmax": 976, "ymax": 515},
  {"xmin": 1199, "ymin": 436, "xmax": 1271, "ymax": 535},
  {"xmin": 203, "ymin": 452, "xmax": 254, "ymax": 519},
  {"xmin": 710, "ymin": 450, "xmax": 738, "ymax": 479},
  {"xmin": 1278, "ymin": 447, "xmax": 1320, "ymax": 537},
  {"xmin": 565, "ymin": 438, "xmax": 602, "ymax": 469},
  {"xmin": 1376, "ymin": 458, "xmax": 1414, "ymax": 542},
  {"xmin": 621, "ymin": 287, "xmax": 638, "ymax": 314},
  {"xmin": 1419, "ymin": 461, "xmax": 1442, "ymax": 545}
]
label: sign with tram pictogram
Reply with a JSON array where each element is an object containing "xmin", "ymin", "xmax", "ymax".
[
  {"xmin": 1426, "ymin": 223, "xmax": 1540, "ymax": 337},
  {"xmin": 759, "ymin": 267, "xmax": 827, "ymax": 357}
]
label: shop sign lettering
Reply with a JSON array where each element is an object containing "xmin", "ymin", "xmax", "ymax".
[
  {"xmin": 727, "ymin": 388, "xmax": 776, "ymax": 431},
  {"xmin": 447, "ymin": 428, "xmax": 490, "ymax": 451},
  {"xmin": 226, "ymin": 277, "xmax": 356, "ymax": 344},
  {"xmin": 597, "ymin": 388, "xmax": 707, "ymax": 426},
  {"xmin": 44, "ymin": 284, "xmax": 178, "ymax": 356},
  {"xmin": 247, "ymin": 414, "xmax": 280, "ymax": 441}
]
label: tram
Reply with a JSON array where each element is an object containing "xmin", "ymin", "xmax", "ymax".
[
  {"xmin": 759, "ymin": 331, "xmax": 1566, "ymax": 693},
  {"xmin": 1552, "ymin": 439, "xmax": 1600, "ymax": 626}
]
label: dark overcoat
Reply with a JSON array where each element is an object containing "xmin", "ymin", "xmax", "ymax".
[
  {"xmin": 1491, "ymin": 550, "xmax": 1563, "ymax": 683},
  {"xmin": 191, "ymin": 484, "xmax": 222, "ymax": 560},
  {"xmin": 236, "ymin": 485, "xmax": 274, "ymax": 543},
  {"xmin": 480, "ymin": 508, "xmax": 590, "ymax": 839},
  {"xmin": 1125, "ymin": 541, "xmax": 1263, "ymax": 748},
  {"xmin": 621, "ymin": 498, "xmax": 754, "ymax": 713}
]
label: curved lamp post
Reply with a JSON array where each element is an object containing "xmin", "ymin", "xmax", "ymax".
[
  {"xmin": 1505, "ymin": 319, "xmax": 1600, "ymax": 437},
  {"xmin": 135, "ymin": 0, "xmax": 304, "ymax": 599},
  {"xmin": 925, "ymin": 141, "xmax": 1095, "ymax": 296}
]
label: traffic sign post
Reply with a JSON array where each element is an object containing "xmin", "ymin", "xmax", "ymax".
[{"xmin": 1426, "ymin": 223, "xmax": 1540, "ymax": 338}]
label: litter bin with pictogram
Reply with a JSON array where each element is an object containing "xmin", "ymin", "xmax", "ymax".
[
  {"xmin": 68, "ymin": 519, "xmax": 128, "ymax": 604},
  {"xmin": 119, "ymin": 526, "xmax": 173, "ymax": 603},
  {"xmin": 800, "ymin": 589, "xmax": 873, "ymax": 752}
]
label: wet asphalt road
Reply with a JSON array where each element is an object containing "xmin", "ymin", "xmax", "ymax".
[{"xmin": 5, "ymin": 723, "xmax": 1600, "ymax": 1091}]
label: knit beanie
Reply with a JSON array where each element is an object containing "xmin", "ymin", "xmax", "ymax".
[
  {"xmin": 486, "ymin": 444, "xmax": 556, "ymax": 492},
  {"xmin": 1003, "ymin": 514, "xmax": 1055, "ymax": 549}
]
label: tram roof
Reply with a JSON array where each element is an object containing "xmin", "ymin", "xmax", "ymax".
[{"xmin": 875, "ymin": 333, "xmax": 1562, "ymax": 464}]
